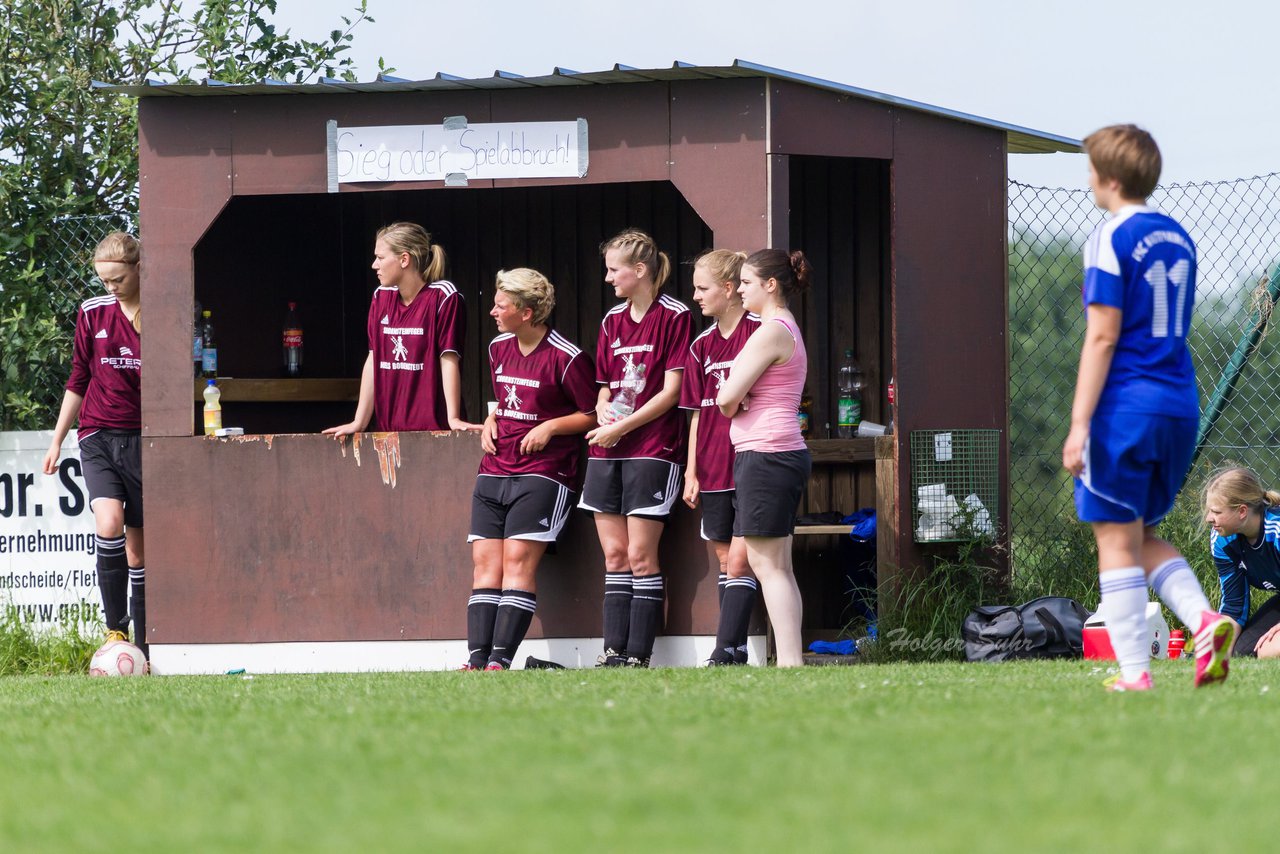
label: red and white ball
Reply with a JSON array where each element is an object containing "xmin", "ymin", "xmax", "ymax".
[{"xmin": 89, "ymin": 640, "xmax": 148, "ymax": 677}]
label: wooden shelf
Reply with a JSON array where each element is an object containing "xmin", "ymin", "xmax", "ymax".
[
  {"xmin": 193, "ymin": 378, "xmax": 359, "ymax": 403},
  {"xmin": 805, "ymin": 437, "xmax": 881, "ymax": 463}
]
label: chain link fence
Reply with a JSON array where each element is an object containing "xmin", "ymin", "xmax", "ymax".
[
  {"xmin": 0, "ymin": 213, "xmax": 135, "ymax": 430},
  {"xmin": 1009, "ymin": 174, "xmax": 1280, "ymax": 581}
]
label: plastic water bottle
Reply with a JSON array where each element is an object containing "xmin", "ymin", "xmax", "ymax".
[
  {"xmin": 202, "ymin": 379, "xmax": 222, "ymax": 435},
  {"xmin": 610, "ymin": 361, "xmax": 646, "ymax": 420},
  {"xmin": 282, "ymin": 301, "xmax": 303, "ymax": 377},
  {"xmin": 836, "ymin": 349, "xmax": 863, "ymax": 438},
  {"xmin": 201, "ymin": 310, "xmax": 218, "ymax": 378}
]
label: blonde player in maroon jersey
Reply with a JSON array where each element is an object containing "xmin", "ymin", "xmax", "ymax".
[
  {"xmin": 680, "ymin": 250, "xmax": 761, "ymax": 665},
  {"xmin": 718, "ymin": 248, "xmax": 814, "ymax": 667},
  {"xmin": 42, "ymin": 233, "xmax": 148, "ymax": 660},
  {"xmin": 461, "ymin": 268, "xmax": 598, "ymax": 670},
  {"xmin": 581, "ymin": 229, "xmax": 693, "ymax": 667},
  {"xmin": 324, "ymin": 222, "xmax": 481, "ymax": 437}
]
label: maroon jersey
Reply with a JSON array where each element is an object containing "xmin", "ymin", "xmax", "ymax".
[
  {"xmin": 591, "ymin": 294, "xmax": 692, "ymax": 463},
  {"xmin": 679, "ymin": 313, "xmax": 761, "ymax": 492},
  {"xmin": 366, "ymin": 281, "xmax": 465, "ymax": 431},
  {"xmin": 478, "ymin": 329, "xmax": 597, "ymax": 488},
  {"xmin": 66, "ymin": 295, "xmax": 141, "ymax": 440}
]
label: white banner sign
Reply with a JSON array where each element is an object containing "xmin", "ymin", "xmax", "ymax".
[
  {"xmin": 328, "ymin": 118, "xmax": 588, "ymax": 187},
  {"xmin": 0, "ymin": 431, "xmax": 99, "ymax": 631}
]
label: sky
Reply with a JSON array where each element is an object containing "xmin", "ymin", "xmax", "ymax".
[{"xmin": 270, "ymin": 0, "xmax": 1280, "ymax": 189}]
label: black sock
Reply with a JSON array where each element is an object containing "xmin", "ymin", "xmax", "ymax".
[
  {"xmin": 129, "ymin": 565, "xmax": 146, "ymax": 657},
  {"xmin": 489, "ymin": 590, "xmax": 536, "ymax": 668},
  {"xmin": 95, "ymin": 535, "xmax": 129, "ymax": 633},
  {"xmin": 466, "ymin": 588, "xmax": 501, "ymax": 668},
  {"xmin": 717, "ymin": 572, "xmax": 728, "ymax": 606},
  {"xmin": 603, "ymin": 573, "xmax": 633, "ymax": 654},
  {"xmin": 626, "ymin": 574, "xmax": 664, "ymax": 660},
  {"xmin": 719, "ymin": 576, "xmax": 758, "ymax": 663}
]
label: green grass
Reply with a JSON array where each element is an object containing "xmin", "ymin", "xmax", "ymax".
[{"xmin": 2, "ymin": 661, "xmax": 1277, "ymax": 852}]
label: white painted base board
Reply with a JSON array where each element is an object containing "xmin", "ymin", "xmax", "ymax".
[{"xmin": 149, "ymin": 634, "xmax": 768, "ymax": 675}]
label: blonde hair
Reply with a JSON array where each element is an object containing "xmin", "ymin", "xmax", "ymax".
[
  {"xmin": 495, "ymin": 267, "xmax": 556, "ymax": 325},
  {"xmin": 377, "ymin": 222, "xmax": 447, "ymax": 282},
  {"xmin": 94, "ymin": 232, "xmax": 141, "ymax": 333},
  {"xmin": 694, "ymin": 249, "xmax": 747, "ymax": 292},
  {"xmin": 1203, "ymin": 466, "xmax": 1280, "ymax": 515},
  {"xmin": 1083, "ymin": 124, "xmax": 1162, "ymax": 200},
  {"xmin": 600, "ymin": 228, "xmax": 671, "ymax": 292}
]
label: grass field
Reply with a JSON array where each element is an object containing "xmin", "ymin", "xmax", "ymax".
[{"xmin": 1, "ymin": 658, "xmax": 1275, "ymax": 852}]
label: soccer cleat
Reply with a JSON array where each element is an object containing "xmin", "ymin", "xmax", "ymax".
[
  {"xmin": 105, "ymin": 629, "xmax": 129, "ymax": 644},
  {"xmin": 1193, "ymin": 611, "xmax": 1239, "ymax": 688},
  {"xmin": 1104, "ymin": 671, "xmax": 1153, "ymax": 692},
  {"xmin": 484, "ymin": 661, "xmax": 506, "ymax": 671},
  {"xmin": 595, "ymin": 648, "xmax": 628, "ymax": 667},
  {"xmin": 457, "ymin": 663, "xmax": 481, "ymax": 671},
  {"xmin": 625, "ymin": 656, "xmax": 651, "ymax": 669}
]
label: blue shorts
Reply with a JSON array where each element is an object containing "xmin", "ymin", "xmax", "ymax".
[{"xmin": 1074, "ymin": 412, "xmax": 1197, "ymax": 525}]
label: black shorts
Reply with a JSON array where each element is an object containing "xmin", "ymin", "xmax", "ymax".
[
  {"xmin": 578, "ymin": 458, "xmax": 682, "ymax": 520},
  {"xmin": 469, "ymin": 475, "xmax": 574, "ymax": 543},
  {"xmin": 79, "ymin": 429, "xmax": 144, "ymax": 529},
  {"xmin": 732, "ymin": 450, "xmax": 811, "ymax": 537},
  {"xmin": 1235, "ymin": 594, "xmax": 1280, "ymax": 657},
  {"xmin": 699, "ymin": 490, "xmax": 736, "ymax": 542}
]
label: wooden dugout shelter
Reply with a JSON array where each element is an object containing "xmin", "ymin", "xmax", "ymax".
[{"xmin": 99, "ymin": 60, "xmax": 1079, "ymax": 673}]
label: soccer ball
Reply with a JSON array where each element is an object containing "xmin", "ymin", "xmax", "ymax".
[{"xmin": 89, "ymin": 640, "xmax": 148, "ymax": 677}]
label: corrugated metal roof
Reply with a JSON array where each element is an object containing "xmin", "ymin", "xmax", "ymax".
[{"xmin": 92, "ymin": 59, "xmax": 1079, "ymax": 154}]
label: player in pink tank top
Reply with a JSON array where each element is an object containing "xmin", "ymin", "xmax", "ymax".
[{"xmin": 717, "ymin": 248, "xmax": 814, "ymax": 667}]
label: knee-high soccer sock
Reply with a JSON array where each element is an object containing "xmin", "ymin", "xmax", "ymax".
[
  {"xmin": 727, "ymin": 576, "xmax": 759, "ymax": 663},
  {"xmin": 711, "ymin": 576, "xmax": 758, "ymax": 663},
  {"xmin": 489, "ymin": 590, "xmax": 537, "ymax": 669},
  {"xmin": 718, "ymin": 572, "xmax": 728, "ymax": 606},
  {"xmin": 129, "ymin": 566, "xmax": 147, "ymax": 656},
  {"xmin": 1149, "ymin": 557, "xmax": 1213, "ymax": 629},
  {"xmin": 95, "ymin": 535, "xmax": 129, "ymax": 633},
  {"xmin": 627, "ymin": 573, "xmax": 665, "ymax": 660},
  {"xmin": 1101, "ymin": 566, "xmax": 1152, "ymax": 681},
  {"xmin": 603, "ymin": 572, "xmax": 633, "ymax": 655},
  {"xmin": 466, "ymin": 588, "xmax": 501, "ymax": 668}
]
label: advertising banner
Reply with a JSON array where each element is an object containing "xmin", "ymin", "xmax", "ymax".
[{"xmin": 0, "ymin": 431, "xmax": 100, "ymax": 631}]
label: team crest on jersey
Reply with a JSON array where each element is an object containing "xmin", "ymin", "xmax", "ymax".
[
  {"xmin": 503, "ymin": 383, "xmax": 523, "ymax": 411},
  {"xmin": 95, "ymin": 329, "xmax": 108, "ymax": 339},
  {"xmin": 712, "ymin": 369, "xmax": 726, "ymax": 390},
  {"xmin": 391, "ymin": 335, "xmax": 408, "ymax": 362}
]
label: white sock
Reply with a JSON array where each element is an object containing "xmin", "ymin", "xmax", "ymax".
[
  {"xmin": 1100, "ymin": 566, "xmax": 1151, "ymax": 681},
  {"xmin": 1148, "ymin": 557, "xmax": 1211, "ymax": 630}
]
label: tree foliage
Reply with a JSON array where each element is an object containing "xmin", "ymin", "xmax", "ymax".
[{"xmin": 0, "ymin": 0, "xmax": 381, "ymax": 429}]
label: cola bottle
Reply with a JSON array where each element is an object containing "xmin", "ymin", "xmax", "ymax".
[{"xmin": 282, "ymin": 301, "xmax": 303, "ymax": 377}]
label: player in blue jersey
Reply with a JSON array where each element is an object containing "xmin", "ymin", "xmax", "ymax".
[
  {"xmin": 1062, "ymin": 124, "xmax": 1237, "ymax": 692},
  {"xmin": 1203, "ymin": 466, "xmax": 1280, "ymax": 658}
]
